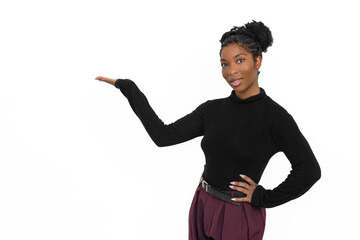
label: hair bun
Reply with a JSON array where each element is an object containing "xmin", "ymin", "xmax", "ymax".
[{"xmin": 244, "ymin": 20, "xmax": 273, "ymax": 52}]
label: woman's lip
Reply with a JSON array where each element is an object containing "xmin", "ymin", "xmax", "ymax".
[
  {"xmin": 230, "ymin": 78, "xmax": 242, "ymax": 82},
  {"xmin": 230, "ymin": 78, "xmax": 242, "ymax": 87}
]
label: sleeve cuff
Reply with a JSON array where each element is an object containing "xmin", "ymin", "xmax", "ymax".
[
  {"xmin": 115, "ymin": 79, "xmax": 131, "ymax": 89},
  {"xmin": 251, "ymin": 184, "xmax": 266, "ymax": 207}
]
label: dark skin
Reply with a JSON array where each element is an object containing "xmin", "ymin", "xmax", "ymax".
[
  {"xmin": 220, "ymin": 44, "xmax": 262, "ymax": 100},
  {"xmin": 95, "ymin": 43, "xmax": 262, "ymax": 204},
  {"xmin": 220, "ymin": 44, "xmax": 262, "ymax": 203}
]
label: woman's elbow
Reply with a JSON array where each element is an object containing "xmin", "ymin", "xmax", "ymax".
[
  {"xmin": 153, "ymin": 138, "xmax": 173, "ymax": 147},
  {"xmin": 149, "ymin": 135, "xmax": 169, "ymax": 147},
  {"xmin": 154, "ymin": 141, "xmax": 167, "ymax": 147},
  {"xmin": 314, "ymin": 163, "xmax": 321, "ymax": 182},
  {"xmin": 307, "ymin": 161, "xmax": 321, "ymax": 185}
]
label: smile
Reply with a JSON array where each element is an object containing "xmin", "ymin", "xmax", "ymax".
[{"xmin": 230, "ymin": 78, "xmax": 242, "ymax": 87}]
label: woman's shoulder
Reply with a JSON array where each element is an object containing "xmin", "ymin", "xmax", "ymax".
[
  {"xmin": 264, "ymin": 95, "xmax": 290, "ymax": 117},
  {"xmin": 261, "ymin": 95, "xmax": 297, "ymax": 130},
  {"xmin": 199, "ymin": 95, "xmax": 229, "ymax": 107}
]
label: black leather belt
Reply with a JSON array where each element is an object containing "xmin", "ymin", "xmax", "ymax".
[{"xmin": 200, "ymin": 177, "xmax": 246, "ymax": 206}]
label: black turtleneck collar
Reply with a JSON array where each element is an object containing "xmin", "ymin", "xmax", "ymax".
[{"xmin": 229, "ymin": 87, "xmax": 267, "ymax": 104}]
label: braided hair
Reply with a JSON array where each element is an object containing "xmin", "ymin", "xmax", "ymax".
[{"xmin": 219, "ymin": 20, "xmax": 274, "ymax": 75}]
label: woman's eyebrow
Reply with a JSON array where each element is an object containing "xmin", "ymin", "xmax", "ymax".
[{"xmin": 220, "ymin": 53, "xmax": 247, "ymax": 61}]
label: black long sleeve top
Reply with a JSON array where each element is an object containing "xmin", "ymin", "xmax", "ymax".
[{"xmin": 114, "ymin": 79, "xmax": 321, "ymax": 208}]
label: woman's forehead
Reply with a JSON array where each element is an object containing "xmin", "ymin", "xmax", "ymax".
[{"xmin": 220, "ymin": 44, "xmax": 250, "ymax": 59}]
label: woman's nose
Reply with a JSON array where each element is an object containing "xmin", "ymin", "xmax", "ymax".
[{"xmin": 228, "ymin": 64, "xmax": 238, "ymax": 75}]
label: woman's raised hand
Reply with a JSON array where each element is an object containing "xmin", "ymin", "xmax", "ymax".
[{"xmin": 95, "ymin": 76, "xmax": 117, "ymax": 86}]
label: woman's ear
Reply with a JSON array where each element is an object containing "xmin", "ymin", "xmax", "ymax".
[{"xmin": 255, "ymin": 56, "xmax": 262, "ymax": 70}]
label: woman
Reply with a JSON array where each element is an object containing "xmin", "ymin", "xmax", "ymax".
[{"xmin": 95, "ymin": 20, "xmax": 321, "ymax": 240}]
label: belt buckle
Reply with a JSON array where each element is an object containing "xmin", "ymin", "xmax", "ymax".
[{"xmin": 202, "ymin": 180, "xmax": 209, "ymax": 192}]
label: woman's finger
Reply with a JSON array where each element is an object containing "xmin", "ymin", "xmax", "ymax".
[
  {"xmin": 229, "ymin": 184, "xmax": 249, "ymax": 192},
  {"xmin": 240, "ymin": 174, "xmax": 256, "ymax": 186},
  {"xmin": 231, "ymin": 196, "xmax": 251, "ymax": 203},
  {"xmin": 95, "ymin": 76, "xmax": 109, "ymax": 81},
  {"xmin": 229, "ymin": 181, "xmax": 249, "ymax": 189}
]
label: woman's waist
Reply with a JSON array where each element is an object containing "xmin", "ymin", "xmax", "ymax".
[{"xmin": 202, "ymin": 164, "xmax": 260, "ymax": 191}]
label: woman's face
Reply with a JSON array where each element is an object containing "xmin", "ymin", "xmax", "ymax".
[{"xmin": 220, "ymin": 44, "xmax": 262, "ymax": 99}]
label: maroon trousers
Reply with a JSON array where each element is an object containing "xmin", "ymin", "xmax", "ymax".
[{"xmin": 189, "ymin": 180, "xmax": 266, "ymax": 240}]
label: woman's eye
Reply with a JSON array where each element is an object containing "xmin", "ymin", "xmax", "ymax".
[
  {"xmin": 237, "ymin": 59, "xmax": 245, "ymax": 63},
  {"xmin": 221, "ymin": 63, "xmax": 228, "ymax": 68}
]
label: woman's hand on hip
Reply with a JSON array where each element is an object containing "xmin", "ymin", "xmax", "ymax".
[
  {"xmin": 95, "ymin": 76, "xmax": 117, "ymax": 86},
  {"xmin": 229, "ymin": 174, "xmax": 258, "ymax": 204}
]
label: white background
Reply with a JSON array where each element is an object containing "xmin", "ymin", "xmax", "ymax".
[{"xmin": 1, "ymin": 0, "xmax": 359, "ymax": 239}]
